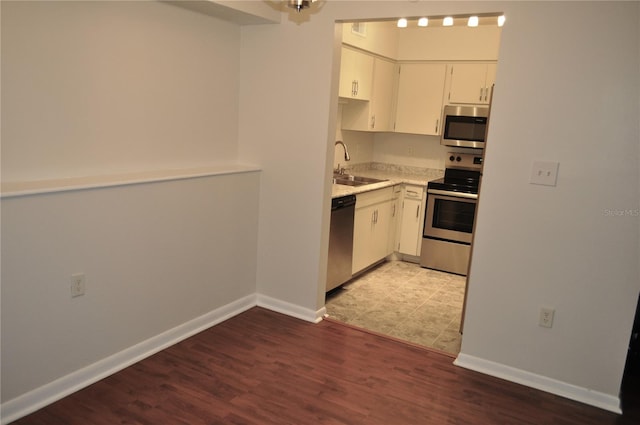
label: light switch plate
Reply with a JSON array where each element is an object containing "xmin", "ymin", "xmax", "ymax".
[{"xmin": 530, "ymin": 161, "xmax": 559, "ymax": 186}]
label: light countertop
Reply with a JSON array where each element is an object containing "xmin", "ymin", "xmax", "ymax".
[{"xmin": 331, "ymin": 165, "xmax": 444, "ymax": 199}]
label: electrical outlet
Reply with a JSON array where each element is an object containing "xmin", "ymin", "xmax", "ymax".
[
  {"xmin": 71, "ymin": 273, "xmax": 86, "ymax": 297},
  {"xmin": 539, "ymin": 307, "xmax": 555, "ymax": 328}
]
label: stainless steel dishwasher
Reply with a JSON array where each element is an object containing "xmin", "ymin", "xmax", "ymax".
[{"xmin": 326, "ymin": 194, "xmax": 356, "ymax": 292}]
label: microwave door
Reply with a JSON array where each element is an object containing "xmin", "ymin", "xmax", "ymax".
[{"xmin": 440, "ymin": 105, "xmax": 488, "ymax": 148}]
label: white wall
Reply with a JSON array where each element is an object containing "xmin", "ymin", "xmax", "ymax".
[
  {"xmin": 1, "ymin": 173, "xmax": 260, "ymax": 403},
  {"xmin": 462, "ymin": 0, "xmax": 640, "ymax": 402},
  {"xmin": 239, "ymin": 0, "xmax": 639, "ymax": 410},
  {"xmin": 397, "ymin": 25, "xmax": 501, "ymax": 61},
  {"xmin": 341, "ymin": 21, "xmax": 399, "ymax": 59},
  {"xmin": 0, "ymin": 0, "xmax": 261, "ymax": 417},
  {"xmin": 239, "ymin": 13, "xmax": 338, "ymax": 313},
  {"xmin": 1, "ymin": 1, "xmax": 241, "ymax": 182}
]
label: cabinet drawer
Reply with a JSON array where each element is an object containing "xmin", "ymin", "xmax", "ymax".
[
  {"xmin": 404, "ymin": 185, "xmax": 424, "ymax": 199},
  {"xmin": 355, "ymin": 187, "xmax": 394, "ymax": 209}
]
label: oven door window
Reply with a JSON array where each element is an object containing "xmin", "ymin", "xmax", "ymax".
[
  {"xmin": 424, "ymin": 193, "xmax": 477, "ymax": 243},
  {"xmin": 432, "ymin": 197, "xmax": 475, "ymax": 234}
]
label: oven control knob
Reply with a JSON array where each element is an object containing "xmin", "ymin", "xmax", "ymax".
[
  {"xmin": 449, "ymin": 155, "xmax": 455, "ymax": 162},
  {"xmin": 456, "ymin": 156, "xmax": 462, "ymax": 162}
]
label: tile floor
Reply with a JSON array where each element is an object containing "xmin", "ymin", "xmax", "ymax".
[{"xmin": 325, "ymin": 260, "xmax": 466, "ymax": 355}]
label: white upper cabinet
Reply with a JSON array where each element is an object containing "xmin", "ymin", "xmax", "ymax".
[
  {"xmin": 446, "ymin": 63, "xmax": 497, "ymax": 105},
  {"xmin": 342, "ymin": 57, "xmax": 396, "ymax": 131},
  {"xmin": 394, "ymin": 63, "xmax": 447, "ymax": 136},
  {"xmin": 369, "ymin": 58, "xmax": 396, "ymax": 131},
  {"xmin": 338, "ymin": 23, "xmax": 501, "ymax": 132},
  {"xmin": 338, "ymin": 46, "xmax": 374, "ymax": 101}
]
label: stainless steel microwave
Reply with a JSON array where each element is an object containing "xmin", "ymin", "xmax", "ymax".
[{"xmin": 440, "ymin": 105, "xmax": 489, "ymax": 149}]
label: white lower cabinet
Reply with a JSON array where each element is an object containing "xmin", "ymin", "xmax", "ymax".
[
  {"xmin": 388, "ymin": 185, "xmax": 402, "ymax": 254},
  {"xmin": 397, "ymin": 185, "xmax": 426, "ymax": 256},
  {"xmin": 352, "ymin": 187, "xmax": 394, "ymax": 275},
  {"xmin": 352, "ymin": 184, "xmax": 426, "ymax": 273}
]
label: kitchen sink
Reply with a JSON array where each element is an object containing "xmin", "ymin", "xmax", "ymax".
[
  {"xmin": 332, "ymin": 174, "xmax": 388, "ymax": 186},
  {"xmin": 333, "ymin": 179, "xmax": 367, "ymax": 186}
]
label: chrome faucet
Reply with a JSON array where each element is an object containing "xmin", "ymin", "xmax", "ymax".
[
  {"xmin": 334, "ymin": 141, "xmax": 351, "ymax": 174},
  {"xmin": 335, "ymin": 141, "xmax": 351, "ymax": 161}
]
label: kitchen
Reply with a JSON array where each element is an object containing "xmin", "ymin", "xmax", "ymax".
[{"xmin": 324, "ymin": 17, "xmax": 501, "ymax": 354}]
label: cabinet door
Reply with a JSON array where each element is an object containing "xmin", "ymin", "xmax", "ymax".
[
  {"xmin": 369, "ymin": 58, "xmax": 396, "ymax": 131},
  {"xmin": 338, "ymin": 46, "xmax": 373, "ymax": 101},
  {"xmin": 352, "ymin": 188, "xmax": 395, "ymax": 274},
  {"xmin": 484, "ymin": 63, "xmax": 497, "ymax": 103},
  {"xmin": 338, "ymin": 47, "xmax": 357, "ymax": 98},
  {"xmin": 371, "ymin": 199, "xmax": 393, "ymax": 261},
  {"xmin": 394, "ymin": 63, "xmax": 447, "ymax": 135},
  {"xmin": 448, "ymin": 63, "xmax": 492, "ymax": 105},
  {"xmin": 398, "ymin": 197, "xmax": 423, "ymax": 256},
  {"xmin": 352, "ymin": 204, "xmax": 375, "ymax": 274},
  {"xmin": 342, "ymin": 57, "xmax": 395, "ymax": 131},
  {"xmin": 388, "ymin": 186, "xmax": 402, "ymax": 254}
]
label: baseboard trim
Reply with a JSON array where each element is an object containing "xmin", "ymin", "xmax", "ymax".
[
  {"xmin": 257, "ymin": 293, "xmax": 326, "ymax": 323},
  {"xmin": 454, "ymin": 352, "xmax": 622, "ymax": 414},
  {"xmin": 1, "ymin": 294, "xmax": 257, "ymax": 425}
]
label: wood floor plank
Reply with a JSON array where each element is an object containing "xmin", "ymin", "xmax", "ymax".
[{"xmin": 10, "ymin": 307, "xmax": 640, "ymax": 425}]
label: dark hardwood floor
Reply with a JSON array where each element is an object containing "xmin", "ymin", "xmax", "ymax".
[{"xmin": 12, "ymin": 307, "xmax": 640, "ymax": 424}]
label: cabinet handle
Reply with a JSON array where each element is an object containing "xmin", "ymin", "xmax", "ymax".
[
  {"xmin": 392, "ymin": 203, "xmax": 396, "ymax": 217},
  {"xmin": 416, "ymin": 205, "xmax": 420, "ymax": 219},
  {"xmin": 479, "ymin": 88, "xmax": 483, "ymax": 102},
  {"xmin": 371, "ymin": 114, "xmax": 375, "ymax": 129},
  {"xmin": 352, "ymin": 80, "xmax": 356, "ymax": 96},
  {"xmin": 484, "ymin": 86, "xmax": 489, "ymax": 102},
  {"xmin": 407, "ymin": 190, "xmax": 418, "ymax": 196},
  {"xmin": 435, "ymin": 119, "xmax": 439, "ymax": 133},
  {"xmin": 355, "ymin": 80, "xmax": 359, "ymax": 96}
]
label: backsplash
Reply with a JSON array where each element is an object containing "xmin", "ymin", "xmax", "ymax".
[
  {"xmin": 372, "ymin": 132, "xmax": 453, "ymax": 170},
  {"xmin": 336, "ymin": 130, "xmax": 461, "ymax": 173},
  {"xmin": 346, "ymin": 162, "xmax": 444, "ymax": 180}
]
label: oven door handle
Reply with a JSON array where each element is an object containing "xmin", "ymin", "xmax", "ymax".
[{"xmin": 427, "ymin": 189, "xmax": 478, "ymax": 200}]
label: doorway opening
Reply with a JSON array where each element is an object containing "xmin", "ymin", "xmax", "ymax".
[{"xmin": 324, "ymin": 15, "xmax": 503, "ymax": 355}]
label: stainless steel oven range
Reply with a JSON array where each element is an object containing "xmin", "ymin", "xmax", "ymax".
[{"xmin": 420, "ymin": 153, "xmax": 483, "ymax": 275}]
